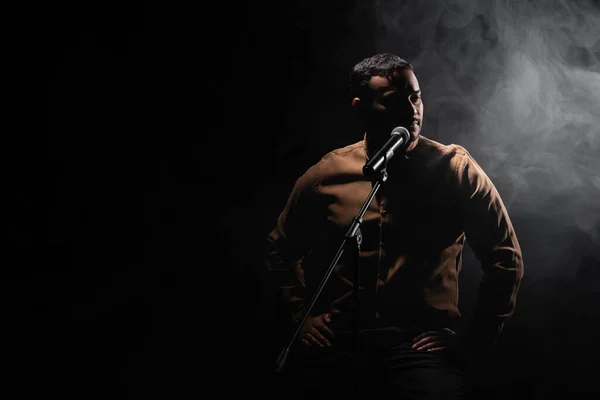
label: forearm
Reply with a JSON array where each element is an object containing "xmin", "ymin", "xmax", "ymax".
[
  {"xmin": 265, "ymin": 234, "xmax": 307, "ymax": 325},
  {"xmin": 463, "ymin": 220, "xmax": 523, "ymax": 351},
  {"xmin": 457, "ymin": 152, "xmax": 524, "ymax": 352},
  {"xmin": 467, "ymin": 250, "xmax": 523, "ymax": 352},
  {"xmin": 265, "ymin": 165, "xmax": 319, "ymax": 327}
]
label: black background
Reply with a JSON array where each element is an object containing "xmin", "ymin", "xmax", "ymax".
[{"xmin": 7, "ymin": 1, "xmax": 600, "ymax": 398}]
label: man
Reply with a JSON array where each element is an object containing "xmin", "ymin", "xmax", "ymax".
[{"xmin": 265, "ymin": 53, "xmax": 523, "ymax": 399}]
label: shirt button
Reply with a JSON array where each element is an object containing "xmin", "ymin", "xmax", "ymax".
[{"xmin": 381, "ymin": 209, "xmax": 387, "ymax": 216}]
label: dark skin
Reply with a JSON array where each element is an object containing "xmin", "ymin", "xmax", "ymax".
[
  {"xmin": 354, "ymin": 68, "xmax": 423, "ymax": 154},
  {"xmin": 299, "ymin": 68, "xmax": 460, "ymax": 353},
  {"xmin": 299, "ymin": 313, "xmax": 335, "ymax": 348},
  {"xmin": 300, "ymin": 315, "xmax": 460, "ymax": 353}
]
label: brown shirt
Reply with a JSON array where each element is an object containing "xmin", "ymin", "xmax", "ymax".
[{"xmin": 266, "ymin": 135, "xmax": 523, "ymax": 349}]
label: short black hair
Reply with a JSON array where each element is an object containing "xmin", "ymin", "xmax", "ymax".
[{"xmin": 349, "ymin": 53, "xmax": 413, "ymax": 100}]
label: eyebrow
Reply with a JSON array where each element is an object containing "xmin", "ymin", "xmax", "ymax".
[{"xmin": 380, "ymin": 87, "xmax": 421, "ymax": 95}]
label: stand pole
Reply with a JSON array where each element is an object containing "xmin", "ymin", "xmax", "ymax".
[{"xmin": 275, "ymin": 170, "xmax": 388, "ymax": 372}]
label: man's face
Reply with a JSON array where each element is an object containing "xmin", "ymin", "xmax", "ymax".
[{"xmin": 360, "ymin": 68, "xmax": 423, "ymax": 144}]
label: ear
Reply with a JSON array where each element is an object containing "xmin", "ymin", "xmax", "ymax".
[{"xmin": 352, "ymin": 97, "xmax": 361, "ymax": 109}]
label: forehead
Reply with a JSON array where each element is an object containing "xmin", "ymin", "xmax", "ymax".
[{"xmin": 367, "ymin": 69, "xmax": 420, "ymax": 92}]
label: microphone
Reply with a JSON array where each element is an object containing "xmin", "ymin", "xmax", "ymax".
[{"xmin": 363, "ymin": 126, "xmax": 411, "ymax": 178}]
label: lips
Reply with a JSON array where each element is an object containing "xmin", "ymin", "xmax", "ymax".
[{"xmin": 408, "ymin": 119, "xmax": 420, "ymax": 130}]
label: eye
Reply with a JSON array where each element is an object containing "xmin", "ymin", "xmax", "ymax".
[{"xmin": 410, "ymin": 93, "xmax": 422, "ymax": 103}]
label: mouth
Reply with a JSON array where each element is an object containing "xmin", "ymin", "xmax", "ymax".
[{"xmin": 408, "ymin": 119, "xmax": 420, "ymax": 131}]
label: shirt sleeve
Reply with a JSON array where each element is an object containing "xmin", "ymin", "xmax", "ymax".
[
  {"xmin": 265, "ymin": 165, "xmax": 319, "ymax": 327},
  {"xmin": 455, "ymin": 149, "xmax": 524, "ymax": 353}
]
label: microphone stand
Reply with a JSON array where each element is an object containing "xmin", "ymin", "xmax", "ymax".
[{"xmin": 275, "ymin": 167, "xmax": 389, "ymax": 373}]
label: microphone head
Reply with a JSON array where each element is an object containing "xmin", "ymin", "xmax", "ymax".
[{"xmin": 391, "ymin": 126, "xmax": 410, "ymax": 141}]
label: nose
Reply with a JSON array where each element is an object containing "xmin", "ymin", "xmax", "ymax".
[
  {"xmin": 397, "ymin": 97, "xmax": 418, "ymax": 119},
  {"xmin": 410, "ymin": 100, "xmax": 418, "ymax": 116},
  {"xmin": 408, "ymin": 95, "xmax": 420, "ymax": 115}
]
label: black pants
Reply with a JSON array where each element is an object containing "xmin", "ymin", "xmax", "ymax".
[{"xmin": 276, "ymin": 327, "xmax": 466, "ymax": 399}]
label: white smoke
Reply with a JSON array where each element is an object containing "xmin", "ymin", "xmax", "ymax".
[{"xmin": 368, "ymin": 0, "xmax": 600, "ymax": 259}]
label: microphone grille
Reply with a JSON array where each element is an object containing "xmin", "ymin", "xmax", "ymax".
[{"xmin": 391, "ymin": 126, "xmax": 410, "ymax": 139}]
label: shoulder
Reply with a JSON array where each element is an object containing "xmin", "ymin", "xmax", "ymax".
[
  {"xmin": 321, "ymin": 140, "xmax": 367, "ymax": 165},
  {"xmin": 292, "ymin": 140, "xmax": 367, "ymax": 193},
  {"xmin": 419, "ymin": 138, "xmax": 495, "ymax": 195},
  {"xmin": 407, "ymin": 136, "xmax": 494, "ymax": 196},
  {"xmin": 414, "ymin": 135, "xmax": 469, "ymax": 158},
  {"xmin": 411, "ymin": 135, "xmax": 473, "ymax": 173},
  {"xmin": 315, "ymin": 140, "xmax": 367, "ymax": 180}
]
